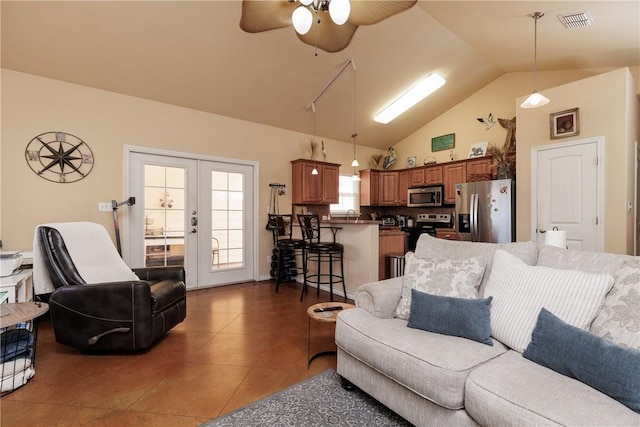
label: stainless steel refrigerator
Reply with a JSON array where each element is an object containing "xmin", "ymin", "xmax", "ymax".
[{"xmin": 455, "ymin": 179, "xmax": 515, "ymax": 243}]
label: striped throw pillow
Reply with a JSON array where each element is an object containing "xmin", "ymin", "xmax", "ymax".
[{"xmin": 484, "ymin": 250, "xmax": 614, "ymax": 352}]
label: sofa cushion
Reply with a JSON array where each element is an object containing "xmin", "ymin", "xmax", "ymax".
[
  {"xmin": 590, "ymin": 257, "xmax": 640, "ymax": 349},
  {"xmin": 336, "ymin": 307, "xmax": 508, "ymax": 410},
  {"xmin": 413, "ymin": 234, "xmax": 537, "ymax": 295},
  {"xmin": 395, "ymin": 252, "xmax": 485, "ymax": 320},
  {"xmin": 524, "ymin": 308, "xmax": 640, "ymax": 413},
  {"xmin": 465, "ymin": 351, "xmax": 640, "ymax": 426},
  {"xmin": 408, "ymin": 290, "xmax": 493, "ymax": 346},
  {"xmin": 485, "ymin": 250, "xmax": 614, "ymax": 352}
]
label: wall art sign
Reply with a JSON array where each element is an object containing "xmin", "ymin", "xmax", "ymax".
[
  {"xmin": 550, "ymin": 108, "xmax": 579, "ymax": 139},
  {"xmin": 431, "ymin": 133, "xmax": 455, "ymax": 152}
]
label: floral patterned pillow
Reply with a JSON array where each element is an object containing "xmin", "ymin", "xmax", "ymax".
[
  {"xmin": 394, "ymin": 252, "xmax": 486, "ymax": 320},
  {"xmin": 590, "ymin": 258, "xmax": 640, "ymax": 349}
]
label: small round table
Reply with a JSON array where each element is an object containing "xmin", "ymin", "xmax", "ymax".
[{"xmin": 307, "ymin": 302, "xmax": 355, "ymax": 367}]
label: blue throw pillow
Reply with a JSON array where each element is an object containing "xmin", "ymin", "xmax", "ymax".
[
  {"xmin": 524, "ymin": 308, "xmax": 640, "ymax": 414},
  {"xmin": 407, "ymin": 289, "xmax": 493, "ymax": 346}
]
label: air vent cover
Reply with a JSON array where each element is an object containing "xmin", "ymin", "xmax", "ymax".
[{"xmin": 558, "ymin": 11, "xmax": 594, "ymax": 29}]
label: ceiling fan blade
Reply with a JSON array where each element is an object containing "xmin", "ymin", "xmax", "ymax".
[
  {"xmin": 240, "ymin": 0, "xmax": 297, "ymax": 33},
  {"xmin": 296, "ymin": 19, "xmax": 358, "ymax": 53},
  {"xmin": 349, "ymin": 0, "xmax": 418, "ymax": 26}
]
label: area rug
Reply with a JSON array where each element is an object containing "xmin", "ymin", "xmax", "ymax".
[{"xmin": 201, "ymin": 369, "xmax": 412, "ymax": 426}]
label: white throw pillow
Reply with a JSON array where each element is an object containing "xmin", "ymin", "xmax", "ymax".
[
  {"xmin": 590, "ymin": 258, "xmax": 640, "ymax": 349},
  {"xmin": 394, "ymin": 252, "xmax": 485, "ymax": 320},
  {"xmin": 485, "ymin": 250, "xmax": 615, "ymax": 352}
]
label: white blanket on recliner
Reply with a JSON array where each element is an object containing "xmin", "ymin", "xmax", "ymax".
[{"xmin": 33, "ymin": 222, "xmax": 139, "ymax": 295}]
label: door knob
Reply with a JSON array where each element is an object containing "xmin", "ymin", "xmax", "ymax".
[
  {"xmin": 191, "ymin": 228, "xmax": 197, "ymax": 233},
  {"xmin": 539, "ymin": 228, "xmax": 546, "ymax": 234}
]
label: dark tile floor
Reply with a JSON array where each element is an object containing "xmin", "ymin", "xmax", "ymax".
[{"xmin": 1, "ymin": 280, "xmax": 349, "ymax": 426}]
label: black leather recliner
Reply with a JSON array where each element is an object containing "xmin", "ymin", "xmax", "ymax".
[{"xmin": 38, "ymin": 226, "xmax": 186, "ymax": 352}]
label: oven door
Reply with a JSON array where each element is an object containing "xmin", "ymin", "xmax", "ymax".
[{"xmin": 403, "ymin": 227, "xmax": 436, "ymax": 251}]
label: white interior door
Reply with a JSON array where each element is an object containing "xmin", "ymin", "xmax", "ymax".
[
  {"xmin": 532, "ymin": 138, "xmax": 603, "ymax": 251},
  {"xmin": 126, "ymin": 148, "xmax": 257, "ymax": 289}
]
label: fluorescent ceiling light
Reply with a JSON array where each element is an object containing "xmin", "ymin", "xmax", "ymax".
[{"xmin": 374, "ymin": 73, "xmax": 446, "ymax": 124}]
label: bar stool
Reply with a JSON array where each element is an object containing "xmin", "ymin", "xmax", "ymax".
[
  {"xmin": 297, "ymin": 213, "xmax": 346, "ymax": 302},
  {"xmin": 269, "ymin": 214, "xmax": 305, "ymax": 293}
]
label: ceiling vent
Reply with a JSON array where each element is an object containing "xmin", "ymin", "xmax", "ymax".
[{"xmin": 557, "ymin": 11, "xmax": 594, "ymax": 29}]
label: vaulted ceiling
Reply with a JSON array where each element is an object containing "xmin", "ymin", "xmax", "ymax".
[{"xmin": 2, "ymin": 1, "xmax": 638, "ymax": 149}]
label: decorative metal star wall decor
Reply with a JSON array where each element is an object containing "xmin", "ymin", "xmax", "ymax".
[{"xmin": 25, "ymin": 131, "xmax": 94, "ymax": 183}]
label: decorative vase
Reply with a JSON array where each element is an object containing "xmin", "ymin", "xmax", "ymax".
[{"xmin": 497, "ymin": 164, "xmax": 514, "ymax": 180}]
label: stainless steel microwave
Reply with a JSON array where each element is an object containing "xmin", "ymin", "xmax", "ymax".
[{"xmin": 407, "ymin": 185, "xmax": 444, "ymax": 207}]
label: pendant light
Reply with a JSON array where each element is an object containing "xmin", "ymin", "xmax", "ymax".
[
  {"xmin": 350, "ymin": 61, "xmax": 359, "ymax": 168},
  {"xmin": 311, "ymin": 102, "xmax": 318, "ymax": 175},
  {"xmin": 521, "ymin": 12, "xmax": 550, "ymax": 109}
]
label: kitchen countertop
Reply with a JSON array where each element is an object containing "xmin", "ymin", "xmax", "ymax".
[{"xmin": 320, "ymin": 219, "xmax": 382, "ymax": 225}]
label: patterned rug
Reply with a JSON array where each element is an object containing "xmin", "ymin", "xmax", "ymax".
[{"xmin": 201, "ymin": 369, "xmax": 412, "ymax": 426}]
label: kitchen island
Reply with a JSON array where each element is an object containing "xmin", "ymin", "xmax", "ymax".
[{"xmin": 317, "ymin": 219, "xmax": 406, "ymax": 297}]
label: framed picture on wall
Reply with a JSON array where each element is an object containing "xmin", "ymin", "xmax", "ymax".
[
  {"xmin": 406, "ymin": 156, "xmax": 417, "ymax": 168},
  {"xmin": 467, "ymin": 141, "xmax": 488, "ymax": 158},
  {"xmin": 550, "ymin": 108, "xmax": 579, "ymax": 139}
]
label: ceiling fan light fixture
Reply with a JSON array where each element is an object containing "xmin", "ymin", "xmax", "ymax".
[
  {"xmin": 292, "ymin": 5, "xmax": 313, "ymax": 35},
  {"xmin": 374, "ymin": 73, "xmax": 446, "ymax": 124},
  {"xmin": 329, "ymin": 0, "xmax": 351, "ymax": 25}
]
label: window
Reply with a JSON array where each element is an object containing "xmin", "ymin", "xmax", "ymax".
[{"xmin": 330, "ymin": 174, "xmax": 360, "ymax": 213}]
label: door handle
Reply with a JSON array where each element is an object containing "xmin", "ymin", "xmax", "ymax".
[
  {"xmin": 191, "ymin": 217, "xmax": 198, "ymax": 226},
  {"xmin": 539, "ymin": 228, "xmax": 547, "ymax": 234}
]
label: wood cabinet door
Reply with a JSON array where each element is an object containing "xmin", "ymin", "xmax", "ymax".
[
  {"xmin": 409, "ymin": 168, "xmax": 425, "ymax": 187},
  {"xmin": 443, "ymin": 162, "xmax": 466, "ymax": 204},
  {"xmin": 379, "ymin": 171, "xmax": 399, "ymax": 205},
  {"xmin": 321, "ymin": 164, "xmax": 340, "ymax": 204},
  {"xmin": 466, "ymin": 157, "xmax": 492, "ymax": 181},
  {"xmin": 425, "ymin": 165, "xmax": 443, "ymax": 184},
  {"xmin": 359, "ymin": 169, "xmax": 379, "ymax": 206},
  {"xmin": 398, "ymin": 171, "xmax": 409, "ymax": 205}
]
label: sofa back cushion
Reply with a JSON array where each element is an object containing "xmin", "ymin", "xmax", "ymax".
[
  {"xmin": 394, "ymin": 252, "xmax": 485, "ymax": 320},
  {"xmin": 485, "ymin": 250, "xmax": 614, "ymax": 352},
  {"xmin": 414, "ymin": 234, "xmax": 538, "ymax": 296},
  {"xmin": 537, "ymin": 246, "xmax": 639, "ymax": 348}
]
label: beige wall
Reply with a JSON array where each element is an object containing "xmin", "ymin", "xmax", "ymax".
[
  {"xmin": 394, "ymin": 68, "xmax": 639, "ymax": 254},
  {"xmin": 516, "ymin": 68, "xmax": 639, "ymax": 255},
  {"xmin": 0, "ymin": 69, "xmax": 383, "ymax": 280}
]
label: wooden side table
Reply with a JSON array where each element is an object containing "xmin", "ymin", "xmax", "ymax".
[
  {"xmin": 307, "ymin": 302, "xmax": 355, "ymax": 367},
  {"xmin": 0, "ymin": 301, "xmax": 49, "ymax": 395}
]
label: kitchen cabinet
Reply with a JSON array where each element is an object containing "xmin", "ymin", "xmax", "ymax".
[
  {"xmin": 409, "ymin": 167, "xmax": 425, "ymax": 186},
  {"xmin": 398, "ymin": 171, "xmax": 409, "ymax": 205},
  {"xmin": 466, "ymin": 157, "xmax": 492, "ymax": 181},
  {"xmin": 291, "ymin": 159, "xmax": 340, "ymax": 205},
  {"xmin": 443, "ymin": 162, "xmax": 467, "ymax": 204},
  {"xmin": 425, "ymin": 165, "xmax": 443, "ymax": 184},
  {"xmin": 379, "ymin": 231, "xmax": 407, "ymax": 280},
  {"xmin": 359, "ymin": 169, "xmax": 380, "ymax": 206},
  {"xmin": 436, "ymin": 228, "xmax": 456, "ymax": 241},
  {"xmin": 379, "ymin": 171, "xmax": 398, "ymax": 205}
]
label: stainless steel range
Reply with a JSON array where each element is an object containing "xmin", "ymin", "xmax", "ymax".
[{"xmin": 402, "ymin": 213, "xmax": 454, "ymax": 251}]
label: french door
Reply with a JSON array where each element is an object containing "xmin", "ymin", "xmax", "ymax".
[{"xmin": 126, "ymin": 148, "xmax": 256, "ymax": 289}]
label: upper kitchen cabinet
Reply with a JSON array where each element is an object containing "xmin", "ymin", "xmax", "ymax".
[
  {"xmin": 425, "ymin": 165, "xmax": 443, "ymax": 185},
  {"xmin": 359, "ymin": 169, "xmax": 380, "ymax": 206},
  {"xmin": 291, "ymin": 159, "xmax": 340, "ymax": 205},
  {"xmin": 443, "ymin": 162, "xmax": 466, "ymax": 205},
  {"xmin": 466, "ymin": 157, "xmax": 492, "ymax": 181}
]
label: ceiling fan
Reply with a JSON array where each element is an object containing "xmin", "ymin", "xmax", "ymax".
[{"xmin": 239, "ymin": 0, "xmax": 418, "ymax": 53}]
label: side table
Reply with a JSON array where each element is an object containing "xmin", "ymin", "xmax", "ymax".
[
  {"xmin": 0, "ymin": 301, "xmax": 49, "ymax": 395},
  {"xmin": 0, "ymin": 269, "xmax": 34, "ymax": 303},
  {"xmin": 307, "ymin": 302, "xmax": 355, "ymax": 367}
]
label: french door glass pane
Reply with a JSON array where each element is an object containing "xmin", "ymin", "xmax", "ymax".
[
  {"xmin": 210, "ymin": 171, "xmax": 244, "ymax": 270},
  {"xmin": 144, "ymin": 165, "xmax": 186, "ymax": 267}
]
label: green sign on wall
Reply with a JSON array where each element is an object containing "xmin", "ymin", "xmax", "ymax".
[{"xmin": 431, "ymin": 133, "xmax": 455, "ymax": 152}]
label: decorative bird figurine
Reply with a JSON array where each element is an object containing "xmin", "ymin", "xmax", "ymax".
[
  {"xmin": 383, "ymin": 147, "xmax": 397, "ymax": 170},
  {"xmin": 477, "ymin": 113, "xmax": 496, "ymax": 130}
]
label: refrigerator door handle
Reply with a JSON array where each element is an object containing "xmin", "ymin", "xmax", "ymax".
[{"xmin": 470, "ymin": 193, "xmax": 478, "ymax": 242}]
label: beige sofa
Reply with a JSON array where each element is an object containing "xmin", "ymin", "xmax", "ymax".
[{"xmin": 336, "ymin": 234, "xmax": 640, "ymax": 426}]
